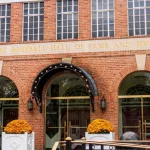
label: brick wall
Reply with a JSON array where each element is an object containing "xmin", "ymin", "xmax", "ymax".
[
  {"xmin": 2, "ymin": 50, "xmax": 150, "ymax": 149},
  {"xmin": 10, "ymin": 3, "xmax": 23, "ymax": 42},
  {"xmin": 0, "ymin": 0, "xmax": 150, "ymax": 149}
]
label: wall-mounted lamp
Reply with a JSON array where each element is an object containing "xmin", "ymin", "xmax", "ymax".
[
  {"xmin": 28, "ymin": 97, "xmax": 33, "ymax": 111},
  {"xmin": 100, "ymin": 96, "xmax": 107, "ymax": 110}
]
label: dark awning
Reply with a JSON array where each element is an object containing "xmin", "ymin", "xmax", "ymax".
[{"xmin": 31, "ymin": 62, "xmax": 98, "ymax": 113}]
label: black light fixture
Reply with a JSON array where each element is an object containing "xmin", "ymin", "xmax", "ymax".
[
  {"xmin": 28, "ymin": 97, "xmax": 33, "ymax": 111},
  {"xmin": 100, "ymin": 96, "xmax": 107, "ymax": 110}
]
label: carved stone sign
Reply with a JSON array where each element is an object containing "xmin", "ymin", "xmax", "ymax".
[
  {"xmin": 62, "ymin": 57, "xmax": 72, "ymax": 63},
  {"xmin": 0, "ymin": 37, "xmax": 150, "ymax": 56}
]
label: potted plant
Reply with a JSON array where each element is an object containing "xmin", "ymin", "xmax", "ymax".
[
  {"xmin": 2, "ymin": 120, "xmax": 35, "ymax": 150},
  {"xmin": 85, "ymin": 119, "xmax": 115, "ymax": 149}
]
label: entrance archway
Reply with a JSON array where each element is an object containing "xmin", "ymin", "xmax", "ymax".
[
  {"xmin": 46, "ymin": 71, "xmax": 90, "ymax": 149},
  {"xmin": 31, "ymin": 63, "xmax": 98, "ymax": 150},
  {"xmin": 119, "ymin": 71, "xmax": 150, "ymax": 140}
]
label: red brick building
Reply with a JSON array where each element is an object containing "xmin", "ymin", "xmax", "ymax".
[{"xmin": 0, "ymin": 0, "xmax": 150, "ymax": 149}]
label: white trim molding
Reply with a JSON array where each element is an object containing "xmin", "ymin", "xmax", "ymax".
[
  {"xmin": 135, "ymin": 54, "xmax": 146, "ymax": 70},
  {"xmin": 0, "ymin": 0, "xmax": 43, "ymax": 4},
  {"xmin": 0, "ymin": 37, "xmax": 150, "ymax": 56}
]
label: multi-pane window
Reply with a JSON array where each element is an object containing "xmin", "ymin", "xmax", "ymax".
[
  {"xmin": 92, "ymin": 0, "xmax": 114, "ymax": 38},
  {"xmin": 0, "ymin": 4, "xmax": 11, "ymax": 42},
  {"xmin": 128, "ymin": 0, "xmax": 150, "ymax": 36},
  {"xmin": 23, "ymin": 2, "xmax": 44, "ymax": 41},
  {"xmin": 57, "ymin": 0, "xmax": 78, "ymax": 40}
]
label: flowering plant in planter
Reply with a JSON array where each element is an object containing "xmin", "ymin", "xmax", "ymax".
[
  {"xmin": 87, "ymin": 119, "xmax": 114, "ymax": 134},
  {"xmin": 4, "ymin": 119, "xmax": 32, "ymax": 134},
  {"xmin": 2, "ymin": 119, "xmax": 35, "ymax": 150},
  {"xmin": 86, "ymin": 119, "xmax": 115, "ymax": 150}
]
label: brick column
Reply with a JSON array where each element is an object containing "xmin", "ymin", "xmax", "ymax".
[
  {"xmin": 115, "ymin": 0, "xmax": 128, "ymax": 38},
  {"xmin": 10, "ymin": 3, "xmax": 23, "ymax": 42},
  {"xmin": 78, "ymin": 0, "xmax": 91, "ymax": 39},
  {"xmin": 44, "ymin": 0, "xmax": 56, "ymax": 41}
]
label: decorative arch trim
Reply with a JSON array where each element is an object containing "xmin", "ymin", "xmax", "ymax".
[{"xmin": 31, "ymin": 62, "xmax": 98, "ymax": 113}]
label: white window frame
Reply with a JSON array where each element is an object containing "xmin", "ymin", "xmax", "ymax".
[
  {"xmin": 91, "ymin": 0, "xmax": 115, "ymax": 38},
  {"xmin": 56, "ymin": 0, "xmax": 79, "ymax": 40},
  {"xmin": 22, "ymin": 1, "xmax": 44, "ymax": 41},
  {"xmin": 0, "ymin": 4, "xmax": 11, "ymax": 42},
  {"xmin": 128, "ymin": 0, "xmax": 150, "ymax": 36}
]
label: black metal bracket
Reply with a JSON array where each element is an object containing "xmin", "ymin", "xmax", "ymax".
[{"xmin": 32, "ymin": 92, "xmax": 42, "ymax": 113}]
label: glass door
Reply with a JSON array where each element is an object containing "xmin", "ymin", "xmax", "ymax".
[
  {"xmin": 119, "ymin": 95, "xmax": 150, "ymax": 140},
  {"xmin": 143, "ymin": 97, "xmax": 150, "ymax": 139},
  {"xmin": 67, "ymin": 99, "xmax": 90, "ymax": 140},
  {"xmin": 46, "ymin": 96, "xmax": 90, "ymax": 150}
]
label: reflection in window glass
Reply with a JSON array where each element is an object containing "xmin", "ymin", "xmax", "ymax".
[
  {"xmin": 0, "ymin": 76, "xmax": 19, "ymax": 130},
  {"xmin": 92, "ymin": 0, "xmax": 114, "ymax": 38},
  {"xmin": 23, "ymin": 2, "xmax": 44, "ymax": 41},
  {"xmin": 57, "ymin": 0, "xmax": 78, "ymax": 40},
  {"xmin": 0, "ymin": 76, "xmax": 19, "ymax": 98},
  {"xmin": 0, "ymin": 4, "xmax": 11, "ymax": 42},
  {"xmin": 128, "ymin": 0, "xmax": 150, "ymax": 36}
]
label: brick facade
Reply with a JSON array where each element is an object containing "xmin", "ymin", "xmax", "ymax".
[{"xmin": 0, "ymin": 0, "xmax": 150, "ymax": 149}]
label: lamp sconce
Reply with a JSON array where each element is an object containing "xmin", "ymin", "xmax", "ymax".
[
  {"xmin": 100, "ymin": 96, "xmax": 107, "ymax": 110},
  {"xmin": 28, "ymin": 97, "xmax": 33, "ymax": 111}
]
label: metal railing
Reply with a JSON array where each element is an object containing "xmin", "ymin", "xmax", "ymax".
[{"xmin": 52, "ymin": 137, "xmax": 150, "ymax": 150}]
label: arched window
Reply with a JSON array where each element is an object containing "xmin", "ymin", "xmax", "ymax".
[
  {"xmin": 0, "ymin": 76, "xmax": 19, "ymax": 136},
  {"xmin": 119, "ymin": 71, "xmax": 150, "ymax": 140}
]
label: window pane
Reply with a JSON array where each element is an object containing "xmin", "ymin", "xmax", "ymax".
[
  {"xmin": 63, "ymin": 33, "xmax": 67, "ymax": 39},
  {"xmin": 92, "ymin": 32, "xmax": 97, "ymax": 37},
  {"xmin": 128, "ymin": 2, "xmax": 133, "ymax": 8},
  {"xmin": 135, "ymin": 29, "xmax": 140, "ymax": 35},
  {"xmin": 128, "ymin": 0, "xmax": 150, "ymax": 36},
  {"xmin": 23, "ymin": 36, "xmax": 28, "ymax": 41},
  {"xmin": 23, "ymin": 2, "xmax": 44, "ymax": 41},
  {"xmin": 146, "ymin": 1, "xmax": 150, "ymax": 7},
  {"xmin": 0, "ymin": 4, "xmax": 10, "ymax": 42},
  {"xmin": 92, "ymin": 25, "xmax": 97, "ymax": 31},
  {"xmin": 129, "ymin": 23, "xmax": 133, "ymax": 29},
  {"xmin": 129, "ymin": 16, "xmax": 133, "ymax": 22},
  {"xmin": 147, "ymin": 29, "xmax": 150, "ymax": 34},
  {"xmin": 57, "ymin": 27, "xmax": 61, "ymax": 33},
  {"xmin": 109, "ymin": 31, "xmax": 114, "ymax": 36},
  {"xmin": 57, "ymin": 34, "xmax": 61, "ymax": 39},
  {"xmin": 74, "ymin": 33, "xmax": 78, "ymax": 38},
  {"xmin": 147, "ymin": 22, "xmax": 150, "ymax": 28},
  {"xmin": 140, "ymin": 22, "xmax": 145, "ymax": 28},
  {"xmin": 56, "ymin": 0, "xmax": 78, "ymax": 40},
  {"xmin": 92, "ymin": 0, "xmax": 114, "ymax": 38},
  {"xmin": 92, "ymin": 0, "xmax": 97, "ymax": 10},
  {"xmin": 68, "ymin": 33, "xmax": 72, "ymax": 38},
  {"xmin": 128, "ymin": 10, "xmax": 133, "ymax": 15},
  {"xmin": 129, "ymin": 30, "xmax": 134, "ymax": 36},
  {"xmin": 141, "ymin": 29, "xmax": 145, "ymax": 34}
]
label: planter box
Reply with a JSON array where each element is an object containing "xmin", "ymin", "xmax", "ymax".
[
  {"xmin": 2, "ymin": 132, "xmax": 35, "ymax": 150},
  {"xmin": 85, "ymin": 132, "xmax": 115, "ymax": 150}
]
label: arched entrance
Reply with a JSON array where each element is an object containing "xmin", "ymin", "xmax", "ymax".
[
  {"xmin": 46, "ymin": 71, "xmax": 90, "ymax": 149},
  {"xmin": 31, "ymin": 63, "xmax": 98, "ymax": 150},
  {"xmin": 119, "ymin": 71, "xmax": 150, "ymax": 140}
]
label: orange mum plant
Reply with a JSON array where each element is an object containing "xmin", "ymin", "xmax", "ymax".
[
  {"xmin": 4, "ymin": 120, "xmax": 32, "ymax": 134},
  {"xmin": 87, "ymin": 119, "xmax": 114, "ymax": 134}
]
